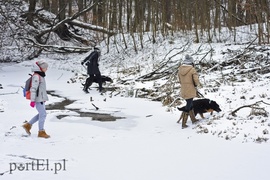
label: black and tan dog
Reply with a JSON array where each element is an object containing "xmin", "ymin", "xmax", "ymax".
[
  {"xmin": 177, "ymin": 98, "xmax": 221, "ymax": 119},
  {"xmin": 82, "ymin": 75, "xmax": 113, "ymax": 86}
]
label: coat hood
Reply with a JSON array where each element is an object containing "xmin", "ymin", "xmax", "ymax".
[
  {"xmin": 179, "ymin": 65, "xmax": 193, "ymax": 76},
  {"xmin": 32, "ymin": 63, "xmax": 41, "ymax": 72}
]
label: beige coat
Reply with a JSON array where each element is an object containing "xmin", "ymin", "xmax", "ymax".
[{"xmin": 178, "ymin": 65, "xmax": 200, "ymax": 99}]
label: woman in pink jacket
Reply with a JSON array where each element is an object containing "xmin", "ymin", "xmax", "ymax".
[{"xmin": 178, "ymin": 54, "xmax": 201, "ymax": 128}]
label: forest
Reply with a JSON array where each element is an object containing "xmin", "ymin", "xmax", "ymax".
[{"xmin": 1, "ymin": 0, "xmax": 270, "ymax": 61}]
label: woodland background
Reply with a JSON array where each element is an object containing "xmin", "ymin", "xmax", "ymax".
[{"xmin": 1, "ymin": 0, "xmax": 270, "ymax": 61}]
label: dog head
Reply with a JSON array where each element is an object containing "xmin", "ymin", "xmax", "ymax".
[
  {"xmin": 101, "ymin": 76, "xmax": 113, "ymax": 83},
  {"xmin": 106, "ymin": 77, "xmax": 113, "ymax": 83},
  {"xmin": 209, "ymin": 100, "xmax": 222, "ymax": 112}
]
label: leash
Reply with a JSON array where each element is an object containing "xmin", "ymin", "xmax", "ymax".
[
  {"xmin": 196, "ymin": 88, "xmax": 204, "ymax": 98},
  {"xmin": 82, "ymin": 64, "xmax": 87, "ymax": 70}
]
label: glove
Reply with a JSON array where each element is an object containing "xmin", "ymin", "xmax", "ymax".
[{"xmin": 30, "ymin": 101, "xmax": 36, "ymax": 108}]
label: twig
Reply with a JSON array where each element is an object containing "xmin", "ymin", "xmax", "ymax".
[
  {"xmin": 168, "ymin": 97, "xmax": 181, "ymax": 107},
  {"xmin": 230, "ymin": 100, "xmax": 270, "ymax": 116},
  {"xmin": 0, "ymin": 88, "xmax": 20, "ymax": 95},
  {"xmin": 91, "ymin": 103, "xmax": 99, "ymax": 110},
  {"xmin": 136, "ymin": 41, "xmax": 190, "ymax": 81},
  {"xmin": 57, "ymin": 73, "xmax": 63, "ymax": 80}
]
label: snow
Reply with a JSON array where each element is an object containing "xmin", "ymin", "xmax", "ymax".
[
  {"xmin": 0, "ymin": 49, "xmax": 270, "ymax": 180},
  {"xmin": 0, "ymin": 9, "xmax": 270, "ymax": 178}
]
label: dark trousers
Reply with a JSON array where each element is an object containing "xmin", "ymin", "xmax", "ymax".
[{"xmin": 185, "ymin": 98, "xmax": 193, "ymax": 112}]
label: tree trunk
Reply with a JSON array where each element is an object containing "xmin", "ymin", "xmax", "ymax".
[
  {"xmin": 57, "ymin": 0, "xmax": 69, "ymax": 40},
  {"xmin": 42, "ymin": 0, "xmax": 50, "ymax": 11},
  {"xmin": 51, "ymin": 0, "xmax": 58, "ymax": 15},
  {"xmin": 194, "ymin": 1, "xmax": 199, "ymax": 43},
  {"xmin": 68, "ymin": 0, "xmax": 72, "ymax": 17},
  {"xmin": 27, "ymin": 0, "xmax": 36, "ymax": 26}
]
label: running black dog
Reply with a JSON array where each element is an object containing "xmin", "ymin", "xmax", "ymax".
[
  {"xmin": 82, "ymin": 75, "xmax": 113, "ymax": 86},
  {"xmin": 177, "ymin": 98, "xmax": 221, "ymax": 118},
  {"xmin": 95, "ymin": 75, "xmax": 113, "ymax": 84}
]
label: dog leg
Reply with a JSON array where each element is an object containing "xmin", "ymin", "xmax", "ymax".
[
  {"xmin": 207, "ymin": 109, "xmax": 214, "ymax": 115},
  {"xmin": 199, "ymin": 113, "xmax": 204, "ymax": 119},
  {"xmin": 177, "ymin": 112, "xmax": 184, "ymax": 123},
  {"xmin": 189, "ymin": 110, "xmax": 199, "ymax": 124}
]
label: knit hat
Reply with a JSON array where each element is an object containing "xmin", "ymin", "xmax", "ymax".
[
  {"xmin": 94, "ymin": 46, "xmax": 101, "ymax": 56},
  {"xmin": 37, "ymin": 61, "xmax": 48, "ymax": 69},
  {"xmin": 182, "ymin": 54, "xmax": 194, "ymax": 65}
]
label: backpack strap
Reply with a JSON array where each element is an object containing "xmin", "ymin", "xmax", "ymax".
[
  {"xmin": 32, "ymin": 73, "xmax": 41, "ymax": 81},
  {"xmin": 31, "ymin": 73, "xmax": 41, "ymax": 97}
]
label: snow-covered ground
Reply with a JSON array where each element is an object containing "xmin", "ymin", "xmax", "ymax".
[{"xmin": 0, "ymin": 49, "xmax": 270, "ymax": 180}]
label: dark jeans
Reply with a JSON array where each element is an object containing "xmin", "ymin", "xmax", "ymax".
[{"xmin": 185, "ymin": 98, "xmax": 193, "ymax": 112}]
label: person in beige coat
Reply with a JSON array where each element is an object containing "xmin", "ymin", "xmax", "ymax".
[{"xmin": 178, "ymin": 54, "xmax": 201, "ymax": 128}]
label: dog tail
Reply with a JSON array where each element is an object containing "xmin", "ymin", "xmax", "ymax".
[{"xmin": 177, "ymin": 107, "xmax": 185, "ymax": 111}]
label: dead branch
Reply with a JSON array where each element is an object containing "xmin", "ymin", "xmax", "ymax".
[
  {"xmin": 35, "ymin": 2, "xmax": 97, "ymax": 40},
  {"xmin": 136, "ymin": 41, "xmax": 190, "ymax": 81},
  {"xmin": 197, "ymin": 44, "xmax": 215, "ymax": 65},
  {"xmin": 238, "ymin": 65, "xmax": 270, "ymax": 75},
  {"xmin": 69, "ymin": 20, "xmax": 115, "ymax": 36},
  {"xmin": 34, "ymin": 2, "xmax": 115, "ymax": 42},
  {"xmin": 214, "ymin": 0, "xmax": 248, "ymax": 26},
  {"xmin": 0, "ymin": 88, "xmax": 20, "ymax": 95},
  {"xmin": 207, "ymin": 37, "xmax": 257, "ymax": 72},
  {"xmin": 230, "ymin": 100, "xmax": 270, "ymax": 116},
  {"xmin": 23, "ymin": 37, "xmax": 92, "ymax": 53},
  {"xmin": 91, "ymin": 103, "xmax": 99, "ymax": 110}
]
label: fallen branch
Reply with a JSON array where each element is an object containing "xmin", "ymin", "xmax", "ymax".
[
  {"xmin": 0, "ymin": 88, "xmax": 20, "ymax": 95},
  {"xmin": 35, "ymin": 2, "xmax": 97, "ymax": 40},
  {"xmin": 91, "ymin": 103, "xmax": 99, "ymax": 110},
  {"xmin": 23, "ymin": 38, "xmax": 92, "ymax": 53},
  {"xmin": 136, "ymin": 41, "xmax": 190, "ymax": 81},
  {"xmin": 230, "ymin": 100, "xmax": 270, "ymax": 116},
  {"xmin": 207, "ymin": 37, "xmax": 257, "ymax": 72}
]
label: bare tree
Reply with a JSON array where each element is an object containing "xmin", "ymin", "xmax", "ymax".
[
  {"xmin": 51, "ymin": 0, "xmax": 58, "ymax": 15},
  {"xmin": 26, "ymin": 0, "xmax": 36, "ymax": 26},
  {"xmin": 42, "ymin": 0, "xmax": 50, "ymax": 11}
]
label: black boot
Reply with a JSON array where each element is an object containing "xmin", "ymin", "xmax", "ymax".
[
  {"xmin": 83, "ymin": 86, "xmax": 89, "ymax": 93},
  {"xmin": 99, "ymin": 86, "xmax": 103, "ymax": 93},
  {"xmin": 189, "ymin": 109, "xmax": 199, "ymax": 124}
]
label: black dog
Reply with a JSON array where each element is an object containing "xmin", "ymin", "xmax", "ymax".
[
  {"xmin": 95, "ymin": 75, "xmax": 113, "ymax": 84},
  {"xmin": 82, "ymin": 75, "xmax": 113, "ymax": 86},
  {"xmin": 177, "ymin": 98, "xmax": 221, "ymax": 119}
]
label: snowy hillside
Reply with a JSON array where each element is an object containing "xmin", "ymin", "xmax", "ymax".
[{"xmin": 1, "ymin": 34, "xmax": 270, "ymax": 179}]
